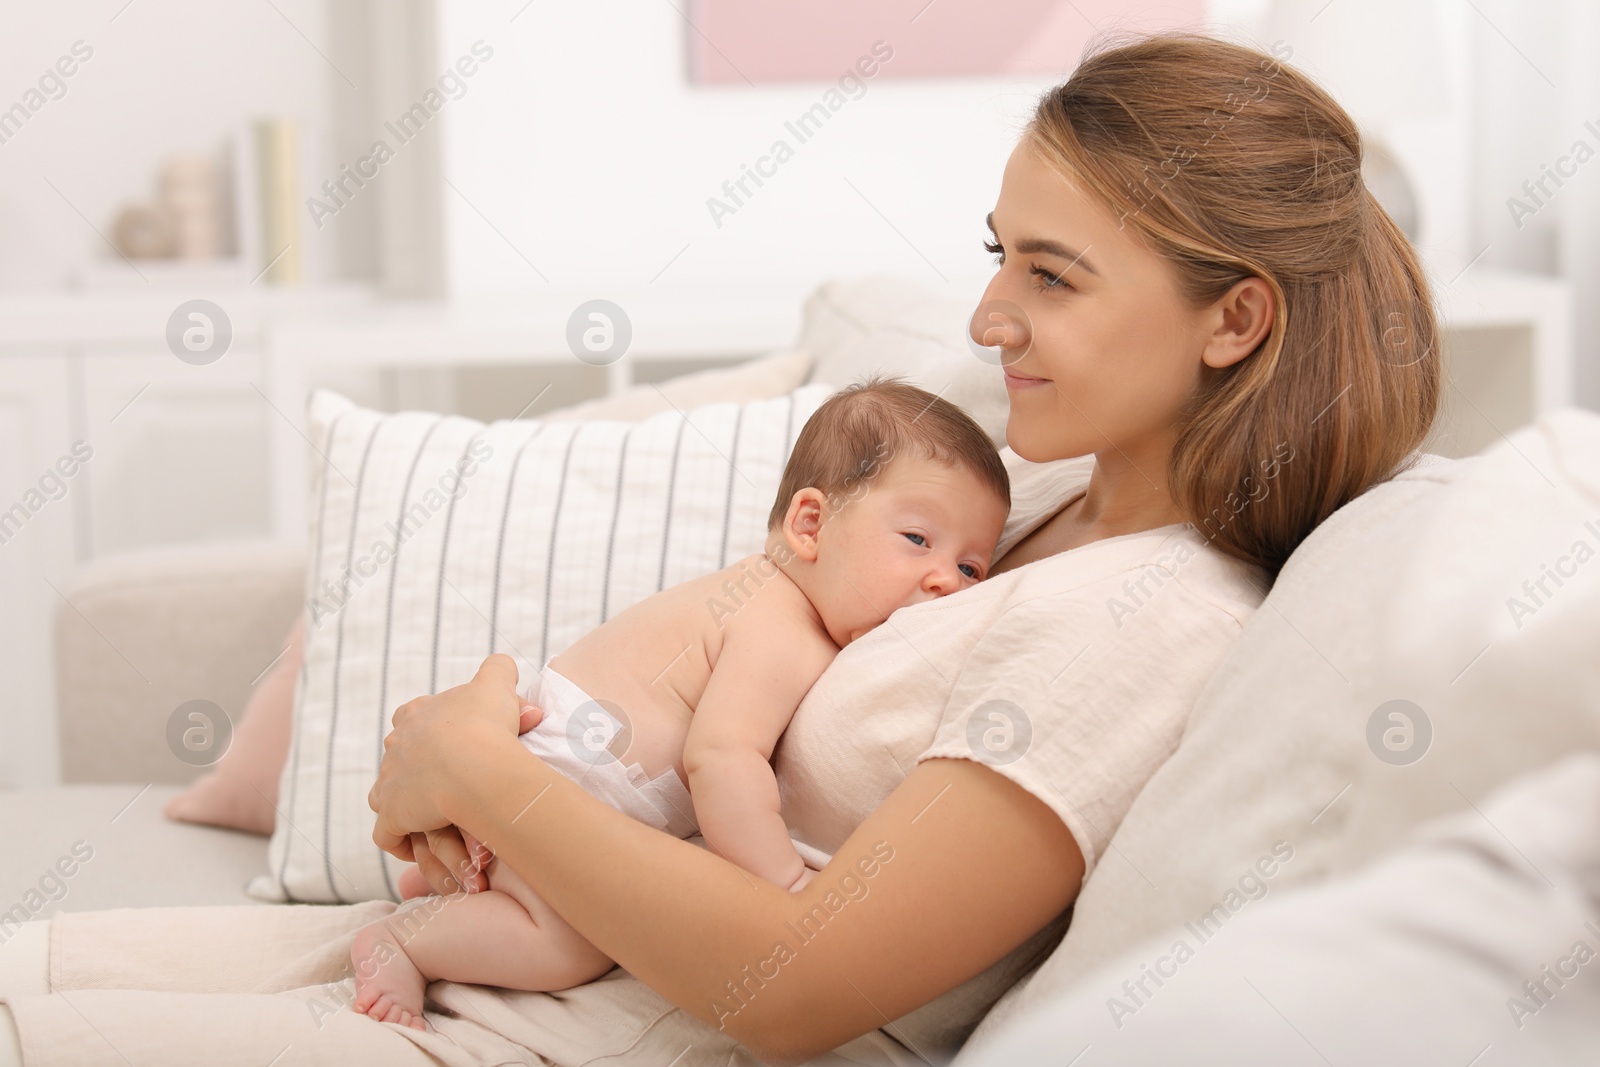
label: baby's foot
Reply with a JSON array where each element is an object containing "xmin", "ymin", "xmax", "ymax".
[
  {"xmin": 397, "ymin": 865, "xmax": 433, "ymax": 900},
  {"xmin": 351, "ymin": 920, "xmax": 428, "ymax": 1032}
]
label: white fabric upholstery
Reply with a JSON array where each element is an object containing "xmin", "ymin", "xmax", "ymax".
[
  {"xmin": 255, "ymin": 385, "xmax": 834, "ymax": 904},
  {"xmin": 961, "ymin": 753, "xmax": 1600, "ymax": 1065}
]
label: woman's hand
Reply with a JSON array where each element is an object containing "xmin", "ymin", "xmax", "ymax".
[{"xmin": 368, "ymin": 654, "xmax": 540, "ymax": 874}]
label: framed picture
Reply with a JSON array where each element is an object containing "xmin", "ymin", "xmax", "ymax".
[{"xmin": 686, "ymin": 0, "xmax": 1207, "ymax": 84}]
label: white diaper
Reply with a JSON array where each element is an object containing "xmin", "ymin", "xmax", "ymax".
[{"xmin": 519, "ymin": 662, "xmax": 699, "ymax": 839}]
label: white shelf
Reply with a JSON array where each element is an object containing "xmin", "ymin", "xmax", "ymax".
[{"xmin": 0, "ymin": 282, "xmax": 376, "ymax": 350}]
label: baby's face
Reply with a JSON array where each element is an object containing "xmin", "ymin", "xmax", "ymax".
[{"xmin": 808, "ymin": 457, "xmax": 1008, "ymax": 646}]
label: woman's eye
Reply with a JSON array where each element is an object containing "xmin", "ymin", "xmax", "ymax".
[
  {"xmin": 1031, "ymin": 265, "xmax": 1069, "ymax": 290},
  {"xmin": 903, "ymin": 532, "xmax": 926, "ymax": 546},
  {"xmin": 987, "ymin": 239, "xmax": 1071, "ymax": 292},
  {"xmin": 959, "ymin": 563, "xmax": 980, "ymax": 579}
]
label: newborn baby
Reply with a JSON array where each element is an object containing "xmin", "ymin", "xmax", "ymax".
[{"xmin": 351, "ymin": 375, "xmax": 1011, "ymax": 1030}]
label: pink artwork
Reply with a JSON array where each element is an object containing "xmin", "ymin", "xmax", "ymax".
[{"xmin": 687, "ymin": 0, "xmax": 1208, "ymax": 84}]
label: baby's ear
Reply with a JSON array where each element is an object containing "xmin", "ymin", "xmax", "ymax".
[{"xmin": 779, "ymin": 488, "xmax": 827, "ymax": 561}]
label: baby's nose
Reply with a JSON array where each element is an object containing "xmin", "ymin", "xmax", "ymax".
[{"xmin": 923, "ymin": 566, "xmax": 961, "ymax": 597}]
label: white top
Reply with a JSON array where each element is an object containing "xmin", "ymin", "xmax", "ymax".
[{"xmin": 771, "ymin": 445, "xmax": 1269, "ymax": 1058}]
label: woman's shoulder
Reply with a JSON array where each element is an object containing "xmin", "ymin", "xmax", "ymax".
[
  {"xmin": 986, "ymin": 522, "xmax": 1269, "ymax": 637},
  {"xmin": 992, "ymin": 446, "xmax": 1268, "ymax": 628}
]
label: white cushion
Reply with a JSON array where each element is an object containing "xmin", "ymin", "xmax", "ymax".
[
  {"xmin": 800, "ymin": 277, "xmax": 1009, "ymax": 446},
  {"xmin": 962, "ymin": 753, "xmax": 1600, "ymax": 1064},
  {"xmin": 251, "ymin": 384, "xmax": 834, "ymax": 904},
  {"xmin": 959, "ymin": 407, "xmax": 1600, "ymax": 1059}
]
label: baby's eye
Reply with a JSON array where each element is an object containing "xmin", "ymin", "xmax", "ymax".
[
  {"xmin": 959, "ymin": 563, "xmax": 980, "ymax": 579},
  {"xmin": 903, "ymin": 532, "xmax": 926, "ymax": 546}
]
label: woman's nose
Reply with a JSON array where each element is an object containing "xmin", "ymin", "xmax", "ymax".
[{"xmin": 968, "ymin": 294, "xmax": 1032, "ymax": 361}]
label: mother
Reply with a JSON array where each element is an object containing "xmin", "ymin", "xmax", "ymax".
[
  {"xmin": 368, "ymin": 31, "xmax": 1439, "ymax": 1065},
  {"xmin": 0, "ymin": 31, "xmax": 1437, "ymax": 1067}
]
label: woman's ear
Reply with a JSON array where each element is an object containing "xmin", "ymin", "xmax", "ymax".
[
  {"xmin": 781, "ymin": 488, "xmax": 827, "ymax": 563},
  {"xmin": 1201, "ymin": 275, "xmax": 1275, "ymax": 370}
]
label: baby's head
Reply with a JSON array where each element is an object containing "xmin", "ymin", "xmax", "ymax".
[{"xmin": 765, "ymin": 376, "xmax": 1010, "ymax": 647}]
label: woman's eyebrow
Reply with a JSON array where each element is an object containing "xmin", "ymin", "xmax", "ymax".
[{"xmin": 985, "ymin": 212, "xmax": 1100, "ymax": 277}]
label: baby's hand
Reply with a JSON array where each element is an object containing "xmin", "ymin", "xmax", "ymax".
[
  {"xmin": 788, "ymin": 866, "xmax": 819, "ymax": 893},
  {"xmin": 407, "ymin": 828, "xmax": 487, "ymax": 895},
  {"xmin": 461, "ymin": 828, "xmax": 494, "ymax": 883}
]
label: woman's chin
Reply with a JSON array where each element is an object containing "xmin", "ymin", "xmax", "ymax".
[
  {"xmin": 1005, "ymin": 419, "xmax": 1088, "ymax": 465},
  {"xmin": 1003, "ymin": 420, "xmax": 1050, "ymax": 462}
]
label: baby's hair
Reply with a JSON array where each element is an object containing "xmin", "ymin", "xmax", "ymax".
[{"xmin": 767, "ymin": 375, "xmax": 1010, "ymax": 531}]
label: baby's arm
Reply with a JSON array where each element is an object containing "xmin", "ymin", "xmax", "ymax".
[{"xmin": 681, "ymin": 611, "xmax": 833, "ymax": 891}]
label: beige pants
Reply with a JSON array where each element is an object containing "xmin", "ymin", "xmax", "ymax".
[{"xmin": 0, "ymin": 904, "xmax": 919, "ymax": 1066}]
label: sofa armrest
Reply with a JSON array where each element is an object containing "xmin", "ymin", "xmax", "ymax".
[{"xmin": 54, "ymin": 540, "xmax": 305, "ymax": 785}]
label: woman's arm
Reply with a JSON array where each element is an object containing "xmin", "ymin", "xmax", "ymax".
[{"xmin": 371, "ymin": 656, "xmax": 1083, "ymax": 1065}]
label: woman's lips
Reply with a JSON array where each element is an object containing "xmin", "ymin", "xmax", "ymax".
[{"xmin": 1003, "ymin": 369, "xmax": 1051, "ymax": 391}]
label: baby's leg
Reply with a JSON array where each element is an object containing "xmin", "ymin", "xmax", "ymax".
[
  {"xmin": 351, "ymin": 870, "xmax": 613, "ymax": 1027},
  {"xmin": 461, "ymin": 854, "xmax": 618, "ymax": 990}
]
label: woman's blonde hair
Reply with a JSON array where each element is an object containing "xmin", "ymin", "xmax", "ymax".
[{"xmin": 1026, "ymin": 32, "xmax": 1440, "ymax": 574}]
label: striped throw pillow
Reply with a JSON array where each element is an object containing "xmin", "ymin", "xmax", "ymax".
[{"xmin": 249, "ymin": 384, "xmax": 833, "ymax": 904}]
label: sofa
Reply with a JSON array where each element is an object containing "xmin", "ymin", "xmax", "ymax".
[{"xmin": 5, "ymin": 275, "xmax": 1599, "ymax": 1063}]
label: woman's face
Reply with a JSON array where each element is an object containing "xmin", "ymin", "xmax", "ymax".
[{"xmin": 973, "ymin": 142, "xmax": 1214, "ymax": 466}]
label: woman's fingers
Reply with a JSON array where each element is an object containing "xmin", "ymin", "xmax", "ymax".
[
  {"xmin": 369, "ymin": 653, "xmax": 530, "ymax": 866},
  {"xmin": 473, "ymin": 653, "xmax": 521, "ymax": 699},
  {"xmin": 370, "ymin": 787, "xmax": 415, "ymax": 860},
  {"xmin": 377, "ymin": 831, "xmax": 416, "ymax": 863}
]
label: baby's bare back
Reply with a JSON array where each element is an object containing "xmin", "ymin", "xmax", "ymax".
[{"xmin": 548, "ymin": 552, "xmax": 836, "ymax": 785}]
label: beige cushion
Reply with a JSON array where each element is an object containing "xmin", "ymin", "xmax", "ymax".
[
  {"xmin": 800, "ymin": 277, "xmax": 1009, "ymax": 445},
  {"xmin": 958, "ymin": 407, "xmax": 1600, "ymax": 1060},
  {"xmin": 54, "ymin": 541, "xmax": 306, "ymax": 788},
  {"xmin": 545, "ymin": 349, "xmax": 814, "ymax": 422},
  {"xmin": 161, "ymin": 617, "xmax": 303, "ymax": 836}
]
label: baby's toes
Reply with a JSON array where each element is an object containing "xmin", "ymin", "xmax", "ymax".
[
  {"xmin": 397, "ymin": 866, "xmax": 433, "ymax": 900},
  {"xmin": 403, "ymin": 1009, "xmax": 428, "ymax": 1032}
]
